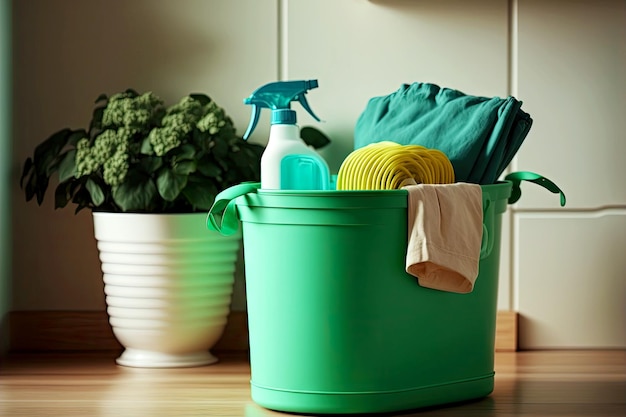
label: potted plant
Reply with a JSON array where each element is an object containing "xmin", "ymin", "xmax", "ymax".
[{"xmin": 20, "ymin": 89, "xmax": 266, "ymax": 367}]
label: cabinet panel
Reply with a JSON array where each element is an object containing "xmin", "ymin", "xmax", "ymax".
[
  {"xmin": 516, "ymin": 213, "xmax": 626, "ymax": 348},
  {"xmin": 515, "ymin": 0, "xmax": 626, "ymax": 209}
]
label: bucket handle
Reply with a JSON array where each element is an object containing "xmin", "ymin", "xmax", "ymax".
[
  {"xmin": 480, "ymin": 197, "xmax": 494, "ymax": 259},
  {"xmin": 206, "ymin": 182, "xmax": 261, "ymax": 236},
  {"xmin": 480, "ymin": 172, "xmax": 565, "ymax": 259},
  {"xmin": 505, "ymin": 171, "xmax": 566, "ymax": 206}
]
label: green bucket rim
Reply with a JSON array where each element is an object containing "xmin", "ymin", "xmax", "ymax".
[{"xmin": 237, "ymin": 181, "xmax": 513, "ymax": 210}]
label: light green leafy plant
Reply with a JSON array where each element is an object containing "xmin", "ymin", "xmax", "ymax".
[{"xmin": 20, "ymin": 89, "xmax": 266, "ymax": 213}]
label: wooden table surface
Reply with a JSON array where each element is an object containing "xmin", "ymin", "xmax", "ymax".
[{"xmin": 1, "ymin": 350, "xmax": 625, "ymax": 416}]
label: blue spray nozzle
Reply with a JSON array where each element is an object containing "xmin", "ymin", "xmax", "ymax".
[{"xmin": 243, "ymin": 80, "xmax": 321, "ymax": 140}]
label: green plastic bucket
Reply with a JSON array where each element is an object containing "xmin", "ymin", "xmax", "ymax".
[{"xmin": 207, "ymin": 173, "xmax": 565, "ymax": 414}]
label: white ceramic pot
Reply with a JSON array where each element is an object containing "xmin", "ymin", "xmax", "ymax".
[{"xmin": 92, "ymin": 212, "xmax": 240, "ymax": 368}]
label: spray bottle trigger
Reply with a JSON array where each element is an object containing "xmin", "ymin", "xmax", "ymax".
[
  {"xmin": 297, "ymin": 94, "xmax": 321, "ymax": 122},
  {"xmin": 243, "ymin": 104, "xmax": 261, "ymax": 140}
]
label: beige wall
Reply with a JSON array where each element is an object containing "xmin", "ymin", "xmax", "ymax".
[{"xmin": 10, "ymin": 0, "xmax": 626, "ymax": 348}]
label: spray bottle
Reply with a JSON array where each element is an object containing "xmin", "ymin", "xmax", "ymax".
[{"xmin": 243, "ymin": 79, "xmax": 331, "ymax": 190}]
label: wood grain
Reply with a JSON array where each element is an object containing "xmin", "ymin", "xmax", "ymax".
[
  {"xmin": 495, "ymin": 310, "xmax": 518, "ymax": 351},
  {"xmin": 0, "ymin": 350, "xmax": 624, "ymax": 416},
  {"xmin": 8, "ymin": 310, "xmax": 516, "ymax": 352}
]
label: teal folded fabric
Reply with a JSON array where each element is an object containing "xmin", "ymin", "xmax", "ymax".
[{"xmin": 354, "ymin": 83, "xmax": 532, "ymax": 184}]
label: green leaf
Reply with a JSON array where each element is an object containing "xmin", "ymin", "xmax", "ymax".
[
  {"xmin": 89, "ymin": 106, "xmax": 105, "ymax": 135},
  {"xmin": 94, "ymin": 93, "xmax": 108, "ymax": 104},
  {"xmin": 57, "ymin": 150, "xmax": 77, "ymax": 182},
  {"xmin": 85, "ymin": 178, "xmax": 105, "ymax": 206},
  {"xmin": 33, "ymin": 128, "xmax": 73, "ymax": 176},
  {"xmin": 71, "ymin": 185, "xmax": 94, "ymax": 213},
  {"xmin": 54, "ymin": 181, "xmax": 72, "ymax": 209},
  {"xmin": 140, "ymin": 137, "xmax": 154, "ymax": 155},
  {"xmin": 196, "ymin": 159, "xmax": 221, "ymax": 177},
  {"xmin": 23, "ymin": 170, "xmax": 38, "ymax": 202},
  {"xmin": 192, "ymin": 129, "xmax": 211, "ymax": 150},
  {"xmin": 112, "ymin": 171, "xmax": 158, "ymax": 212},
  {"xmin": 242, "ymin": 146, "xmax": 263, "ymax": 176},
  {"xmin": 212, "ymin": 138, "xmax": 228, "ymax": 158},
  {"xmin": 230, "ymin": 151, "xmax": 253, "ymax": 169},
  {"xmin": 169, "ymin": 143, "xmax": 196, "ymax": 161},
  {"xmin": 67, "ymin": 129, "xmax": 87, "ymax": 146},
  {"xmin": 189, "ymin": 93, "xmax": 211, "ymax": 106},
  {"xmin": 300, "ymin": 126, "xmax": 331, "ymax": 149},
  {"xmin": 20, "ymin": 158, "xmax": 34, "ymax": 189},
  {"xmin": 172, "ymin": 160, "xmax": 197, "ymax": 175},
  {"xmin": 181, "ymin": 178, "xmax": 218, "ymax": 210},
  {"xmin": 156, "ymin": 168, "xmax": 188, "ymax": 201},
  {"xmin": 139, "ymin": 156, "xmax": 163, "ymax": 173},
  {"xmin": 35, "ymin": 176, "xmax": 49, "ymax": 205}
]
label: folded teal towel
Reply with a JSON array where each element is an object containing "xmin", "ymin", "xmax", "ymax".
[{"xmin": 354, "ymin": 83, "xmax": 532, "ymax": 184}]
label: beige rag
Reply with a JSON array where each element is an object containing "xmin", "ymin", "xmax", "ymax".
[{"xmin": 403, "ymin": 183, "xmax": 483, "ymax": 294}]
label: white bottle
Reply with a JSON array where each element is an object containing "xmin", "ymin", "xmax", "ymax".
[{"xmin": 261, "ymin": 109, "xmax": 330, "ymax": 190}]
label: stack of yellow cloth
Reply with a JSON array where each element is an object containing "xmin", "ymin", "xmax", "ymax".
[
  {"xmin": 336, "ymin": 141, "xmax": 483, "ymax": 294},
  {"xmin": 336, "ymin": 141, "xmax": 455, "ymax": 190}
]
